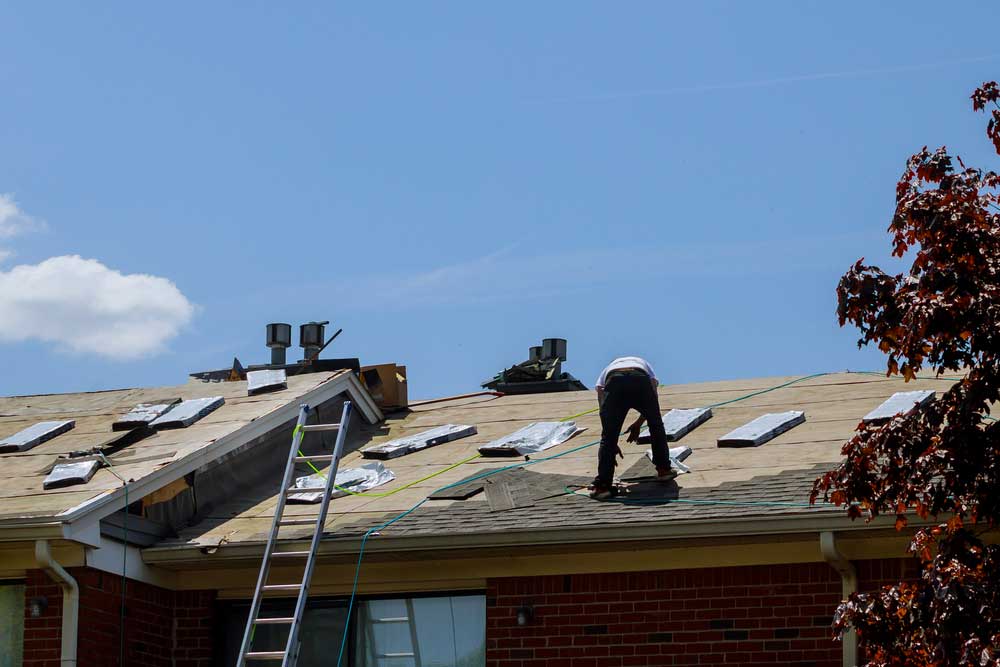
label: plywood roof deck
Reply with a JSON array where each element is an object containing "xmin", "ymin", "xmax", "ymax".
[
  {"xmin": 0, "ymin": 371, "xmax": 350, "ymax": 523},
  {"xmin": 153, "ymin": 371, "xmax": 959, "ymax": 551}
]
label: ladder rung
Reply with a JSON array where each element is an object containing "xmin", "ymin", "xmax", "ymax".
[
  {"xmin": 254, "ymin": 617, "xmax": 295, "ymax": 625},
  {"xmin": 278, "ymin": 518, "xmax": 317, "ymax": 526},
  {"xmin": 301, "ymin": 424, "xmax": 340, "ymax": 432},
  {"xmin": 262, "ymin": 584, "xmax": 302, "ymax": 592},
  {"xmin": 271, "ymin": 551, "xmax": 310, "ymax": 559},
  {"xmin": 295, "ymin": 455, "xmax": 335, "ymax": 463},
  {"xmin": 245, "ymin": 651, "xmax": 286, "ymax": 660}
]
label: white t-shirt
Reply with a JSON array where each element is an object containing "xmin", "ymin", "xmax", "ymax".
[{"xmin": 595, "ymin": 356, "xmax": 657, "ymax": 389}]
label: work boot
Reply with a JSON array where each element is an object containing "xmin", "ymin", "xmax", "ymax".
[
  {"xmin": 656, "ymin": 466, "xmax": 678, "ymax": 482},
  {"xmin": 589, "ymin": 482, "xmax": 614, "ymax": 500}
]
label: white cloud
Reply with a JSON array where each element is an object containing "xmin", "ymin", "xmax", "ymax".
[
  {"xmin": 0, "ymin": 193, "xmax": 45, "ymax": 239},
  {"xmin": 0, "ymin": 255, "xmax": 195, "ymax": 360}
]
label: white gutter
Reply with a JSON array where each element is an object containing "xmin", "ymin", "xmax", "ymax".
[
  {"xmin": 820, "ymin": 531, "xmax": 857, "ymax": 667},
  {"xmin": 35, "ymin": 540, "xmax": 78, "ymax": 667}
]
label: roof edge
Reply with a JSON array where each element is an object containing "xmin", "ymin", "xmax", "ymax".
[
  {"xmin": 1, "ymin": 371, "xmax": 382, "ymax": 532},
  {"xmin": 142, "ymin": 509, "xmax": 921, "ymax": 566}
]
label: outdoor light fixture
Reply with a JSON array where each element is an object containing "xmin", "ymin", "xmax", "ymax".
[
  {"xmin": 516, "ymin": 602, "xmax": 534, "ymax": 626},
  {"xmin": 28, "ymin": 596, "xmax": 48, "ymax": 618}
]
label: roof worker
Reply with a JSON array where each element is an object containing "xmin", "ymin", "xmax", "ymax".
[{"xmin": 591, "ymin": 356, "xmax": 676, "ymax": 499}]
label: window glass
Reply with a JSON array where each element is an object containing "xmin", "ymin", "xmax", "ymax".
[
  {"xmin": 0, "ymin": 582, "xmax": 24, "ymax": 667},
  {"xmin": 355, "ymin": 595, "xmax": 486, "ymax": 667},
  {"xmin": 219, "ymin": 599, "xmax": 348, "ymax": 666}
]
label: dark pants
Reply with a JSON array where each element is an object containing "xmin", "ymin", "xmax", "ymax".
[{"xmin": 595, "ymin": 371, "xmax": 670, "ymax": 486}]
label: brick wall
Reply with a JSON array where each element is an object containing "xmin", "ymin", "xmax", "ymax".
[
  {"xmin": 22, "ymin": 567, "xmax": 216, "ymax": 667},
  {"xmin": 486, "ymin": 558, "xmax": 915, "ymax": 667}
]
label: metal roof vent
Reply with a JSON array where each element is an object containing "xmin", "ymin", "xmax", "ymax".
[
  {"xmin": 541, "ymin": 338, "xmax": 567, "ymax": 362},
  {"xmin": 299, "ymin": 321, "xmax": 328, "ymax": 361},
  {"xmin": 483, "ymin": 337, "xmax": 586, "ymax": 395},
  {"xmin": 266, "ymin": 323, "xmax": 292, "ymax": 365}
]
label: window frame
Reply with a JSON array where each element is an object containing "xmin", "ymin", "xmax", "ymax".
[{"xmin": 214, "ymin": 589, "xmax": 487, "ymax": 667}]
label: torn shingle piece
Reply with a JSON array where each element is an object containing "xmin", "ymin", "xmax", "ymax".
[
  {"xmin": 0, "ymin": 420, "xmax": 75, "ymax": 454},
  {"xmin": 112, "ymin": 398, "xmax": 181, "ymax": 431},
  {"xmin": 623, "ymin": 446, "xmax": 693, "ymax": 479},
  {"xmin": 862, "ymin": 390, "xmax": 935, "ymax": 423},
  {"xmin": 484, "ymin": 476, "xmax": 535, "ymax": 512},
  {"xmin": 427, "ymin": 467, "xmax": 505, "ymax": 500},
  {"xmin": 361, "ymin": 424, "xmax": 477, "ymax": 460},
  {"xmin": 717, "ymin": 411, "xmax": 806, "ymax": 448},
  {"xmin": 149, "ymin": 397, "xmax": 224, "ymax": 430},
  {"xmin": 247, "ymin": 369, "xmax": 288, "ymax": 396},
  {"xmin": 638, "ymin": 407, "xmax": 713, "ymax": 443},
  {"xmin": 287, "ymin": 462, "xmax": 394, "ymax": 504},
  {"xmin": 478, "ymin": 421, "xmax": 584, "ymax": 457},
  {"xmin": 43, "ymin": 460, "xmax": 100, "ymax": 490}
]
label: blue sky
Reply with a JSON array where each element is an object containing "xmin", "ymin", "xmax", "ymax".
[{"xmin": 1, "ymin": 2, "xmax": 998, "ymax": 398}]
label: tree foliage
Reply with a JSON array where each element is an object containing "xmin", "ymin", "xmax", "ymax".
[{"xmin": 811, "ymin": 81, "xmax": 1000, "ymax": 666}]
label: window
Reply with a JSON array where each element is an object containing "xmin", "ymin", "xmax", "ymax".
[
  {"xmin": 219, "ymin": 598, "xmax": 349, "ymax": 666},
  {"xmin": 0, "ymin": 582, "xmax": 24, "ymax": 667},
  {"xmin": 354, "ymin": 596, "xmax": 486, "ymax": 667},
  {"xmin": 218, "ymin": 593, "xmax": 485, "ymax": 667}
]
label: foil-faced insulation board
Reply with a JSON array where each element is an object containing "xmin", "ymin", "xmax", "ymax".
[
  {"xmin": 717, "ymin": 411, "xmax": 805, "ymax": 448},
  {"xmin": 247, "ymin": 369, "xmax": 288, "ymax": 396},
  {"xmin": 112, "ymin": 398, "xmax": 181, "ymax": 431},
  {"xmin": 0, "ymin": 420, "xmax": 75, "ymax": 454},
  {"xmin": 639, "ymin": 407, "xmax": 713, "ymax": 443},
  {"xmin": 478, "ymin": 421, "xmax": 584, "ymax": 457},
  {"xmin": 43, "ymin": 460, "xmax": 100, "ymax": 490},
  {"xmin": 862, "ymin": 390, "xmax": 935, "ymax": 423},
  {"xmin": 641, "ymin": 445, "xmax": 694, "ymax": 474},
  {"xmin": 361, "ymin": 424, "xmax": 477, "ymax": 460},
  {"xmin": 149, "ymin": 397, "xmax": 224, "ymax": 430},
  {"xmin": 287, "ymin": 462, "xmax": 395, "ymax": 503}
]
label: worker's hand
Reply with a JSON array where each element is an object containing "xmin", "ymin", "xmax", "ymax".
[
  {"xmin": 626, "ymin": 422, "xmax": 643, "ymax": 443},
  {"xmin": 614, "ymin": 444, "xmax": 624, "ymax": 460}
]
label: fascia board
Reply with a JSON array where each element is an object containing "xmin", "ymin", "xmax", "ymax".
[{"xmin": 142, "ymin": 511, "xmax": 928, "ymax": 567}]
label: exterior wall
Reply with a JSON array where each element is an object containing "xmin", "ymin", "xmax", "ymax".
[
  {"xmin": 20, "ymin": 558, "xmax": 917, "ymax": 666},
  {"xmin": 485, "ymin": 558, "xmax": 915, "ymax": 667},
  {"xmin": 22, "ymin": 567, "xmax": 216, "ymax": 667}
]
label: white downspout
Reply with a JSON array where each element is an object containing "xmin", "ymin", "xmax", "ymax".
[
  {"xmin": 35, "ymin": 540, "xmax": 79, "ymax": 667},
  {"xmin": 820, "ymin": 531, "xmax": 858, "ymax": 667}
]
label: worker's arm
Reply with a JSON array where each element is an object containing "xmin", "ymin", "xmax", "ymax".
[
  {"xmin": 626, "ymin": 414, "xmax": 646, "ymax": 442},
  {"xmin": 596, "ymin": 387, "xmax": 605, "ymax": 405}
]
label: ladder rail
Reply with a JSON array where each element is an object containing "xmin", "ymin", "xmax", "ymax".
[
  {"xmin": 282, "ymin": 401, "xmax": 354, "ymax": 665},
  {"xmin": 236, "ymin": 404, "xmax": 310, "ymax": 667}
]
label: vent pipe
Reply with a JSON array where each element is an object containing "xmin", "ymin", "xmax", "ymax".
[
  {"xmin": 528, "ymin": 346, "xmax": 543, "ymax": 362},
  {"xmin": 266, "ymin": 323, "xmax": 292, "ymax": 365},
  {"xmin": 300, "ymin": 321, "xmax": 328, "ymax": 361},
  {"xmin": 541, "ymin": 338, "xmax": 567, "ymax": 362}
]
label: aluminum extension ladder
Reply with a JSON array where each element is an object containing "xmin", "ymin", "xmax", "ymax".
[
  {"xmin": 359, "ymin": 599, "xmax": 423, "ymax": 666},
  {"xmin": 236, "ymin": 401, "xmax": 353, "ymax": 666}
]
